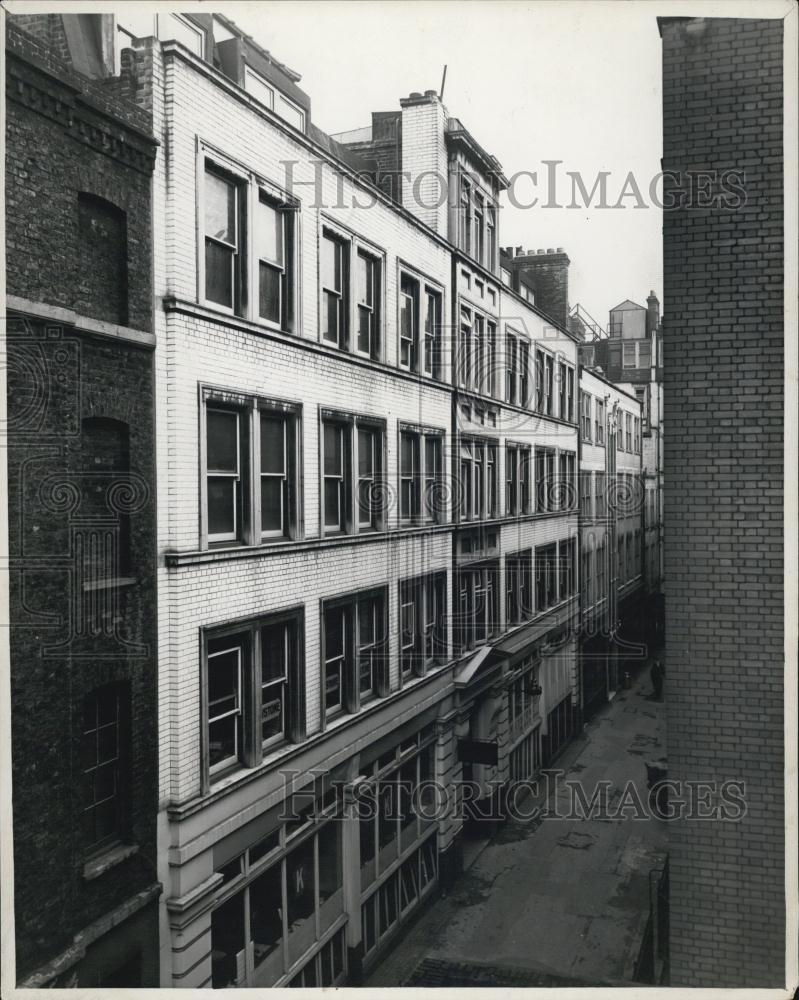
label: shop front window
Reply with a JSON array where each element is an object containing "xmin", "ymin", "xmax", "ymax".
[{"xmin": 211, "ymin": 794, "xmax": 344, "ymax": 987}]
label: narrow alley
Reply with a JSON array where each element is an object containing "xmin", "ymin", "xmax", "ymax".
[{"xmin": 365, "ymin": 664, "xmax": 667, "ymax": 987}]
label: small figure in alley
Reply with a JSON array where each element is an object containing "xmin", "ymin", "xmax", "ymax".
[{"xmin": 650, "ymin": 658, "xmax": 665, "ymax": 700}]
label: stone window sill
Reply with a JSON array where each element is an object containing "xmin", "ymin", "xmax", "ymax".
[
  {"xmin": 82, "ymin": 576, "xmax": 137, "ymax": 592},
  {"xmin": 82, "ymin": 842, "xmax": 139, "ymax": 881}
]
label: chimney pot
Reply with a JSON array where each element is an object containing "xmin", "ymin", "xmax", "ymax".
[
  {"xmin": 526, "ymin": 248, "xmax": 535, "ymax": 256},
  {"xmin": 409, "ymin": 91, "xmax": 423, "ymax": 99},
  {"xmin": 424, "ymin": 89, "xmax": 438, "ymax": 99},
  {"xmin": 547, "ymin": 248, "xmax": 554, "ymax": 254},
  {"xmin": 556, "ymin": 246, "xmax": 564, "ymax": 253},
  {"xmin": 537, "ymin": 249, "xmax": 545, "ymax": 255},
  {"xmin": 515, "ymin": 246, "xmax": 522, "ymax": 256}
]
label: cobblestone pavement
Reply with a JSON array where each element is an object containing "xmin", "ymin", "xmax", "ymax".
[{"xmin": 365, "ymin": 662, "xmax": 667, "ymax": 987}]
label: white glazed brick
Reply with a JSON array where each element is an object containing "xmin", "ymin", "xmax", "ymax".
[{"xmin": 152, "ymin": 49, "xmax": 584, "ymax": 806}]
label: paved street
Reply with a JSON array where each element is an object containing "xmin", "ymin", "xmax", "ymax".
[{"xmin": 366, "ymin": 662, "xmax": 667, "ymax": 987}]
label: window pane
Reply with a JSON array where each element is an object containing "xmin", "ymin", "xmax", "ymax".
[
  {"xmin": 205, "ymin": 171, "xmax": 235, "ymax": 243},
  {"xmin": 257, "ymin": 198, "xmax": 283, "ymax": 265},
  {"xmin": 259, "ymin": 262, "xmax": 281, "ymax": 323},
  {"xmin": 318, "ymin": 821, "xmax": 343, "ymax": 923},
  {"xmin": 205, "ymin": 240, "xmax": 233, "ymax": 307},
  {"xmin": 208, "ymin": 478, "xmax": 235, "ymax": 537},
  {"xmin": 95, "ymin": 686, "xmax": 120, "ymax": 727},
  {"xmin": 322, "ymin": 235, "xmax": 341, "ymax": 291},
  {"xmin": 260, "ymin": 415, "xmax": 285, "ymax": 474},
  {"xmin": 286, "ymin": 836, "xmax": 316, "ymax": 926},
  {"xmin": 358, "ymin": 429, "xmax": 374, "ymax": 477},
  {"xmin": 97, "ymin": 723, "xmax": 119, "ymax": 765},
  {"xmin": 359, "ymin": 597, "xmax": 376, "ymax": 646},
  {"xmin": 357, "ymin": 253, "xmax": 373, "ymax": 306},
  {"xmin": 277, "ymin": 94, "xmax": 305, "ymax": 130},
  {"xmin": 162, "ymin": 14, "xmax": 204, "ymax": 54},
  {"xmin": 324, "ymin": 424, "xmax": 342, "ymax": 475},
  {"xmin": 357, "ymin": 305, "xmax": 372, "ymax": 355},
  {"xmin": 209, "ymin": 713, "xmax": 237, "ymax": 768},
  {"xmin": 211, "ymin": 893, "xmax": 245, "ymax": 988},
  {"xmin": 325, "ymin": 609, "xmax": 344, "ymax": 659},
  {"xmin": 244, "ymin": 67, "xmax": 275, "ymax": 108},
  {"xmin": 261, "ymin": 478, "xmax": 283, "ymax": 534},
  {"xmin": 324, "ymin": 480, "xmax": 341, "ymax": 528},
  {"xmin": 261, "ymin": 624, "xmax": 288, "ymax": 682},
  {"xmin": 400, "ymin": 433, "xmax": 415, "ymax": 474},
  {"xmin": 324, "ymin": 290, "xmax": 340, "ymax": 342},
  {"xmin": 379, "ymin": 873, "xmax": 398, "ymax": 934},
  {"xmin": 208, "ymin": 648, "xmax": 239, "ymax": 714},
  {"xmin": 250, "ymin": 864, "xmax": 283, "ymax": 972}
]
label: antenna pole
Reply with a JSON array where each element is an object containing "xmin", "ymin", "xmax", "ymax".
[{"xmin": 440, "ymin": 64, "xmax": 447, "ymax": 101}]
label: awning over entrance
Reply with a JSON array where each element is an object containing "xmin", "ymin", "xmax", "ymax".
[{"xmin": 453, "ymin": 644, "xmax": 494, "ymax": 688}]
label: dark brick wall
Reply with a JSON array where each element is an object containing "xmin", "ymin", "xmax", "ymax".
[
  {"xmin": 6, "ymin": 16, "xmax": 159, "ymax": 987},
  {"xmin": 661, "ymin": 16, "xmax": 784, "ymax": 988},
  {"xmin": 499, "ymin": 250, "xmax": 570, "ymax": 330},
  {"xmin": 6, "ymin": 20, "xmax": 155, "ymax": 332},
  {"xmin": 8, "ymin": 319, "xmax": 159, "ymax": 984}
]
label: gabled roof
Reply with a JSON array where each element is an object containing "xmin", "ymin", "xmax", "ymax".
[{"xmin": 609, "ymin": 299, "xmax": 645, "ymax": 312}]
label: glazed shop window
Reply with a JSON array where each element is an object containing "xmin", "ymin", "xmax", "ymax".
[
  {"xmin": 202, "ymin": 609, "xmax": 304, "ymax": 788},
  {"xmin": 356, "ymin": 735, "xmax": 436, "ymax": 890},
  {"xmin": 211, "ymin": 795, "xmax": 344, "ymax": 987},
  {"xmin": 361, "ymin": 837, "xmax": 437, "ymax": 958}
]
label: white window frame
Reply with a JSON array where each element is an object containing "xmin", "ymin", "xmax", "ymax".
[
  {"xmin": 156, "ymin": 13, "xmax": 205, "ymax": 55},
  {"xmin": 198, "ymin": 147, "xmax": 298, "ymax": 329},
  {"xmin": 201, "ymin": 387, "xmax": 302, "ymax": 550},
  {"xmin": 207, "ymin": 644, "xmax": 242, "ymax": 776},
  {"xmin": 399, "ymin": 265, "xmax": 443, "ymax": 377},
  {"xmin": 595, "ymin": 400, "xmax": 605, "ymax": 445},
  {"xmin": 321, "ymin": 411, "xmax": 385, "ymax": 536},
  {"xmin": 206, "ymin": 406, "xmax": 241, "ymax": 544},
  {"xmin": 321, "ymin": 221, "xmax": 384, "ymax": 359}
]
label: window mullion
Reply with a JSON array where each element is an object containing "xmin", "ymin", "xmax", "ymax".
[
  {"xmin": 250, "ymin": 625, "xmax": 263, "ymax": 767},
  {"xmin": 246, "ymin": 179, "xmax": 256, "ymax": 322},
  {"xmin": 350, "ymin": 422, "xmax": 359, "ymax": 535},
  {"xmin": 250, "ymin": 400, "xmax": 261, "ymax": 543},
  {"xmin": 348, "ymin": 603, "xmax": 359, "ymax": 714}
]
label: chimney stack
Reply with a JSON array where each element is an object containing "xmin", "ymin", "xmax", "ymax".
[
  {"xmin": 646, "ymin": 289, "xmax": 660, "ymax": 336},
  {"xmin": 399, "ymin": 88, "xmax": 448, "ymax": 233},
  {"xmin": 507, "ymin": 248, "xmax": 571, "ymax": 328}
]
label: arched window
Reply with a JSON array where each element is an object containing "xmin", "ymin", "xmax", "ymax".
[{"xmin": 77, "ymin": 193, "xmax": 128, "ymax": 325}]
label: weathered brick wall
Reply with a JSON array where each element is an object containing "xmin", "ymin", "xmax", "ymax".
[
  {"xmin": 7, "ymin": 322, "xmax": 159, "ymax": 980},
  {"xmin": 6, "ymin": 17, "xmax": 159, "ymax": 984},
  {"xmin": 503, "ymin": 252, "xmax": 570, "ymax": 331},
  {"xmin": 661, "ymin": 15, "xmax": 784, "ymax": 988},
  {"xmin": 5, "ymin": 22, "xmax": 155, "ymax": 332}
]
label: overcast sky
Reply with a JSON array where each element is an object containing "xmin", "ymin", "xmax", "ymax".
[{"xmin": 229, "ymin": 1, "xmax": 664, "ymax": 324}]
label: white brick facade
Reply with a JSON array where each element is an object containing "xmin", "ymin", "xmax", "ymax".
[{"xmin": 149, "ymin": 39, "xmax": 583, "ymax": 988}]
